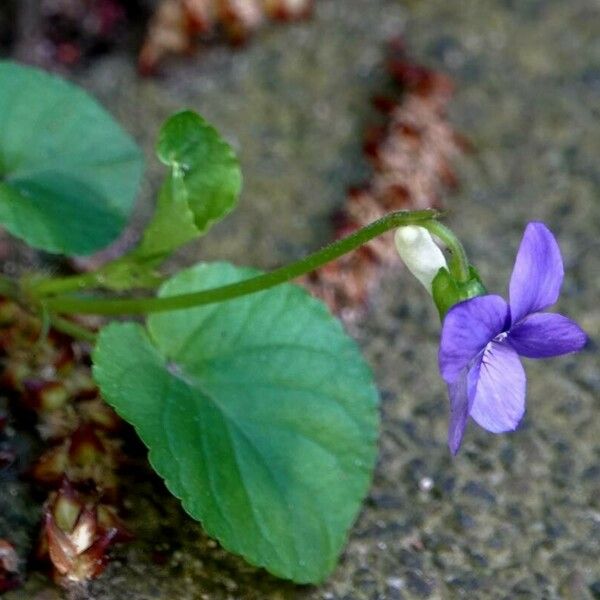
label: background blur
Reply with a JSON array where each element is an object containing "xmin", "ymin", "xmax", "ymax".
[{"xmin": 1, "ymin": 1, "xmax": 598, "ymax": 598}]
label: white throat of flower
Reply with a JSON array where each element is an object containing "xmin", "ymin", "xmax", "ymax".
[{"xmin": 394, "ymin": 225, "xmax": 448, "ymax": 295}]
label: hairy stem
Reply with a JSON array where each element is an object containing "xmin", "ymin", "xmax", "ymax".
[{"xmin": 44, "ymin": 209, "xmax": 440, "ymax": 316}]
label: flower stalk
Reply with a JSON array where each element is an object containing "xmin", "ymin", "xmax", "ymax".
[{"xmin": 37, "ymin": 209, "xmax": 442, "ymax": 316}]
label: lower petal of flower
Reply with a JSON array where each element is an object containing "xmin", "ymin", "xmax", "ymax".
[
  {"xmin": 446, "ymin": 365, "xmax": 479, "ymax": 454},
  {"xmin": 469, "ymin": 341, "xmax": 526, "ymax": 433},
  {"xmin": 439, "ymin": 294, "xmax": 510, "ymax": 384},
  {"xmin": 447, "ymin": 374, "xmax": 469, "ymax": 455}
]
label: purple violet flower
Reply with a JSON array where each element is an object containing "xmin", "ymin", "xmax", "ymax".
[{"xmin": 439, "ymin": 222, "xmax": 587, "ymax": 454}]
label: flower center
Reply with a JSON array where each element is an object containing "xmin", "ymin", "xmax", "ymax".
[{"xmin": 493, "ymin": 331, "xmax": 508, "ymax": 343}]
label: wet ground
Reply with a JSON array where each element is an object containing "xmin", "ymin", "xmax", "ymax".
[{"xmin": 2, "ymin": 0, "xmax": 599, "ymax": 598}]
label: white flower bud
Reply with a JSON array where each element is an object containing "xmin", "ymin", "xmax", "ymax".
[{"xmin": 394, "ymin": 226, "xmax": 448, "ymax": 294}]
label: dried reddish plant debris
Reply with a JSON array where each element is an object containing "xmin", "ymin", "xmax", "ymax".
[
  {"xmin": 300, "ymin": 39, "xmax": 466, "ymax": 320},
  {"xmin": 0, "ymin": 299, "xmax": 130, "ymax": 585},
  {"xmin": 0, "ymin": 540, "xmax": 20, "ymax": 593},
  {"xmin": 32, "ymin": 423, "xmax": 121, "ymax": 498},
  {"xmin": 264, "ymin": 0, "xmax": 312, "ymax": 20},
  {"xmin": 46, "ymin": 0, "xmax": 127, "ymax": 63},
  {"xmin": 38, "ymin": 479, "xmax": 131, "ymax": 584},
  {"xmin": 17, "ymin": 0, "xmax": 135, "ymax": 68},
  {"xmin": 139, "ymin": 0, "xmax": 314, "ymax": 74},
  {"xmin": 0, "ymin": 412, "xmax": 15, "ymax": 469}
]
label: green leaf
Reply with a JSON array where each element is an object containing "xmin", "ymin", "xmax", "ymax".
[
  {"xmin": 136, "ymin": 171, "xmax": 199, "ymax": 259},
  {"xmin": 93, "ymin": 263, "xmax": 379, "ymax": 583},
  {"xmin": 137, "ymin": 111, "xmax": 242, "ymax": 259},
  {"xmin": 0, "ymin": 62, "xmax": 143, "ymax": 255}
]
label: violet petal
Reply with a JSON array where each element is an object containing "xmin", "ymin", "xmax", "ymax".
[
  {"xmin": 469, "ymin": 341, "xmax": 526, "ymax": 433},
  {"xmin": 447, "ymin": 373, "xmax": 469, "ymax": 455},
  {"xmin": 508, "ymin": 312, "xmax": 588, "ymax": 358},
  {"xmin": 509, "ymin": 222, "xmax": 564, "ymax": 324},
  {"xmin": 439, "ymin": 295, "xmax": 509, "ymax": 384},
  {"xmin": 447, "ymin": 366, "xmax": 480, "ymax": 454}
]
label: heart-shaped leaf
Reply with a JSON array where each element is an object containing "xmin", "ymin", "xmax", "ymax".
[
  {"xmin": 93, "ymin": 263, "xmax": 379, "ymax": 583},
  {"xmin": 0, "ymin": 62, "xmax": 143, "ymax": 255},
  {"xmin": 136, "ymin": 111, "xmax": 242, "ymax": 260}
]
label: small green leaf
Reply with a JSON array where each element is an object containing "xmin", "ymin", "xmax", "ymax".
[
  {"xmin": 0, "ymin": 62, "xmax": 143, "ymax": 255},
  {"xmin": 136, "ymin": 171, "xmax": 199, "ymax": 259},
  {"xmin": 93, "ymin": 263, "xmax": 379, "ymax": 583},
  {"xmin": 137, "ymin": 111, "xmax": 242, "ymax": 259}
]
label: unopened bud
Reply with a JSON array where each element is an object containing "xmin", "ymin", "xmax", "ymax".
[{"xmin": 394, "ymin": 226, "xmax": 447, "ymax": 294}]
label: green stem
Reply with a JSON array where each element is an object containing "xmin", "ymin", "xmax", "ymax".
[
  {"xmin": 0, "ymin": 273, "xmax": 19, "ymax": 301},
  {"xmin": 44, "ymin": 209, "xmax": 440, "ymax": 316},
  {"xmin": 27, "ymin": 270, "xmax": 105, "ymax": 297},
  {"xmin": 420, "ymin": 220, "xmax": 470, "ymax": 283},
  {"xmin": 27, "ymin": 260, "xmax": 165, "ymax": 298},
  {"xmin": 1, "ymin": 273, "xmax": 96, "ymax": 342},
  {"xmin": 47, "ymin": 313, "xmax": 98, "ymax": 343}
]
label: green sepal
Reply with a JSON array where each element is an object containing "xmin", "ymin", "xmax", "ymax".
[{"xmin": 432, "ymin": 266, "xmax": 486, "ymax": 320}]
